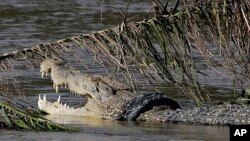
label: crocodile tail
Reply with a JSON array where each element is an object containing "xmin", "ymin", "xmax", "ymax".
[{"xmin": 123, "ymin": 93, "xmax": 181, "ymax": 121}]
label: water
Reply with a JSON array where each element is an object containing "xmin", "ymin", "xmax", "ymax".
[
  {"xmin": 0, "ymin": 115, "xmax": 229, "ymax": 141},
  {"xmin": 0, "ymin": 0, "xmax": 232, "ymax": 140}
]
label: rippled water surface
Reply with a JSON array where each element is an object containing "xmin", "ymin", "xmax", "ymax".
[
  {"xmin": 0, "ymin": 0, "xmax": 232, "ymax": 140},
  {"xmin": 0, "ymin": 115, "xmax": 229, "ymax": 141}
]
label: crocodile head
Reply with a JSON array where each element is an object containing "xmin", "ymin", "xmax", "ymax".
[{"xmin": 38, "ymin": 58, "xmax": 134, "ymax": 118}]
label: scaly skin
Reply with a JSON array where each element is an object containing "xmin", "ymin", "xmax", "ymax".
[
  {"xmin": 38, "ymin": 58, "xmax": 250, "ymax": 125},
  {"xmin": 138, "ymin": 104, "xmax": 250, "ymax": 125}
]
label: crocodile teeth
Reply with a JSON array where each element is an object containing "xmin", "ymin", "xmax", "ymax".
[
  {"xmin": 41, "ymin": 72, "xmax": 45, "ymax": 78},
  {"xmin": 43, "ymin": 94, "xmax": 47, "ymax": 101},
  {"xmin": 57, "ymin": 95, "xmax": 61, "ymax": 103},
  {"xmin": 63, "ymin": 103, "xmax": 67, "ymax": 108},
  {"xmin": 55, "ymin": 85, "xmax": 59, "ymax": 93},
  {"xmin": 66, "ymin": 105, "xmax": 69, "ymax": 109},
  {"xmin": 39, "ymin": 94, "xmax": 41, "ymax": 101}
]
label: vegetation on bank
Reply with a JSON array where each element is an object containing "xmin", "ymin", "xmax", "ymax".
[{"xmin": 0, "ymin": 102, "xmax": 77, "ymax": 131}]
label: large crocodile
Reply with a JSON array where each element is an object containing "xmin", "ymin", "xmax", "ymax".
[{"xmin": 38, "ymin": 58, "xmax": 250, "ymax": 125}]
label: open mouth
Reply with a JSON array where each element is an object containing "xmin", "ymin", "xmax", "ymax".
[
  {"xmin": 38, "ymin": 58, "xmax": 95, "ymax": 116},
  {"xmin": 38, "ymin": 94, "xmax": 84, "ymax": 115},
  {"xmin": 38, "ymin": 94, "xmax": 89, "ymax": 116}
]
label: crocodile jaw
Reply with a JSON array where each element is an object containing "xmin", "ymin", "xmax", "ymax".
[
  {"xmin": 40, "ymin": 58, "xmax": 105, "ymax": 101},
  {"xmin": 38, "ymin": 95, "xmax": 84, "ymax": 116}
]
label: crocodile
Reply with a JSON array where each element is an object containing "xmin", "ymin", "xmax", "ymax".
[{"xmin": 38, "ymin": 58, "xmax": 250, "ymax": 125}]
